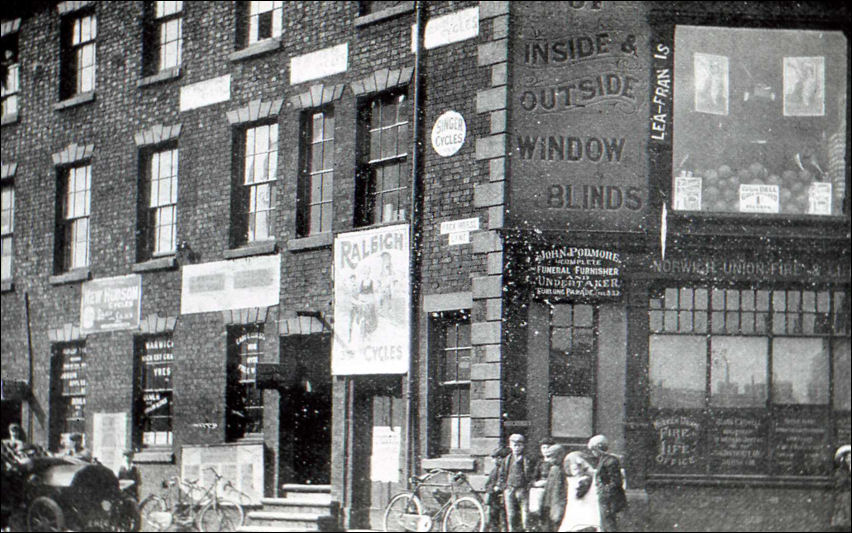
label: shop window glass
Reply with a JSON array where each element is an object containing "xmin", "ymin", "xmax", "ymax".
[
  {"xmin": 672, "ymin": 26, "xmax": 848, "ymax": 216},
  {"xmin": 52, "ymin": 343, "xmax": 87, "ymax": 449},
  {"xmin": 550, "ymin": 304, "xmax": 597, "ymax": 437},
  {"xmin": 648, "ymin": 286, "xmax": 850, "ymax": 478},
  {"xmin": 136, "ymin": 335, "xmax": 174, "ymax": 447},
  {"xmin": 226, "ymin": 326, "xmax": 264, "ymax": 441}
]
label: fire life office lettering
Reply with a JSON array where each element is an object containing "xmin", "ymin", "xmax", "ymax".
[{"xmin": 654, "ymin": 415, "xmax": 700, "ymax": 467}]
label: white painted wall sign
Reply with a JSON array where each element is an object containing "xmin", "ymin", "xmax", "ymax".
[
  {"xmin": 448, "ymin": 232, "xmax": 471, "ymax": 246},
  {"xmin": 411, "ymin": 7, "xmax": 479, "ymax": 51},
  {"xmin": 290, "ymin": 43, "xmax": 349, "ymax": 85},
  {"xmin": 431, "ymin": 110, "xmax": 466, "ymax": 157},
  {"xmin": 440, "ymin": 218, "xmax": 480, "ymax": 235},
  {"xmin": 181, "ymin": 254, "xmax": 281, "ymax": 314},
  {"xmin": 180, "ymin": 75, "xmax": 231, "ymax": 111}
]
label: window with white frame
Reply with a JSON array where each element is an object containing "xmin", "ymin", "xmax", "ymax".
[
  {"xmin": 61, "ymin": 12, "xmax": 96, "ymax": 99},
  {"xmin": 143, "ymin": 1, "xmax": 182, "ymax": 75},
  {"xmin": 58, "ymin": 165, "xmax": 91, "ymax": 271},
  {"xmin": 1, "ymin": 33, "xmax": 19, "ymax": 120},
  {"xmin": 248, "ymin": 1, "xmax": 283, "ymax": 45},
  {"xmin": 234, "ymin": 123, "xmax": 277, "ymax": 245},
  {"xmin": 356, "ymin": 91, "xmax": 409, "ymax": 226},
  {"xmin": 226, "ymin": 326, "xmax": 264, "ymax": 441},
  {"xmin": 297, "ymin": 109, "xmax": 334, "ymax": 237},
  {"xmin": 432, "ymin": 310, "xmax": 471, "ymax": 453},
  {"xmin": 136, "ymin": 335, "xmax": 174, "ymax": 448},
  {"xmin": 1, "ymin": 181, "xmax": 13, "ymax": 281},
  {"xmin": 142, "ymin": 148, "xmax": 178, "ymax": 258}
]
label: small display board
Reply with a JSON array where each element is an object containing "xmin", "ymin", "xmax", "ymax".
[
  {"xmin": 528, "ymin": 246, "xmax": 623, "ymax": 302},
  {"xmin": 707, "ymin": 410, "xmax": 767, "ymax": 474},
  {"xmin": 772, "ymin": 406, "xmax": 830, "ymax": 476}
]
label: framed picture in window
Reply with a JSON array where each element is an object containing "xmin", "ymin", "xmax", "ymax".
[
  {"xmin": 783, "ymin": 56, "xmax": 825, "ymax": 117},
  {"xmin": 694, "ymin": 52, "xmax": 729, "ymax": 116}
]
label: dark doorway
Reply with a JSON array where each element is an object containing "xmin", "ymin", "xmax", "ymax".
[
  {"xmin": 280, "ymin": 334, "xmax": 332, "ymax": 484},
  {"xmin": 1, "ymin": 399, "xmax": 23, "ymax": 439}
]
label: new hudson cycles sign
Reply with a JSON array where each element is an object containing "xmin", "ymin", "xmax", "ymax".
[{"xmin": 510, "ymin": 2, "xmax": 650, "ymax": 231}]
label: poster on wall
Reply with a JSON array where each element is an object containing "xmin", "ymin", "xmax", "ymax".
[
  {"xmin": 92, "ymin": 412, "xmax": 127, "ymax": 474},
  {"xmin": 694, "ymin": 52, "xmax": 729, "ymax": 116},
  {"xmin": 332, "ymin": 225, "xmax": 410, "ymax": 375},
  {"xmin": 182, "ymin": 443, "xmax": 263, "ymax": 505},
  {"xmin": 783, "ymin": 56, "xmax": 825, "ymax": 117},
  {"xmin": 370, "ymin": 426, "xmax": 401, "ymax": 483},
  {"xmin": 80, "ymin": 274, "xmax": 142, "ymax": 334}
]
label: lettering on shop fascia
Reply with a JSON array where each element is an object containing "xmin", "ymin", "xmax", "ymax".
[
  {"xmin": 648, "ymin": 256, "xmax": 852, "ymax": 281},
  {"xmin": 650, "ymin": 42, "xmax": 672, "ymax": 142}
]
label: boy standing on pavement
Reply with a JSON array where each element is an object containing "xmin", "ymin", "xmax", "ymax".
[{"xmin": 499, "ymin": 434, "xmax": 537, "ymax": 532}]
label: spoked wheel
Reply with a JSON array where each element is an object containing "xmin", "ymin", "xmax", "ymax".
[
  {"xmin": 27, "ymin": 496, "xmax": 66, "ymax": 532},
  {"xmin": 198, "ymin": 499, "xmax": 244, "ymax": 532},
  {"xmin": 138, "ymin": 495, "xmax": 171, "ymax": 532},
  {"xmin": 442, "ymin": 496, "xmax": 485, "ymax": 532},
  {"xmin": 383, "ymin": 493, "xmax": 424, "ymax": 532}
]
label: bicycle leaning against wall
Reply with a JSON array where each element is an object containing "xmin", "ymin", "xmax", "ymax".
[
  {"xmin": 138, "ymin": 466, "xmax": 245, "ymax": 532},
  {"xmin": 383, "ymin": 469, "xmax": 486, "ymax": 532}
]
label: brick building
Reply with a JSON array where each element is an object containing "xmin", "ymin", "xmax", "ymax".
[{"xmin": 1, "ymin": 1, "xmax": 849, "ymax": 531}]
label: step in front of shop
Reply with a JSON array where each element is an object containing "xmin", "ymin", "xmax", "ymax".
[{"xmin": 238, "ymin": 485, "xmax": 339, "ymax": 532}]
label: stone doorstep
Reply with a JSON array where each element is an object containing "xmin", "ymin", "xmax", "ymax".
[
  {"xmin": 245, "ymin": 511, "xmax": 337, "ymax": 531},
  {"xmin": 238, "ymin": 527, "xmax": 321, "ymax": 533},
  {"xmin": 280, "ymin": 483, "xmax": 332, "ymax": 492},
  {"xmin": 259, "ymin": 497, "xmax": 338, "ymax": 515},
  {"xmin": 248, "ymin": 510, "xmax": 333, "ymax": 521}
]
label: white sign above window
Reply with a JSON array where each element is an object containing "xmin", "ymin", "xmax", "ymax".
[
  {"xmin": 411, "ymin": 7, "xmax": 479, "ymax": 51},
  {"xmin": 290, "ymin": 43, "xmax": 348, "ymax": 85}
]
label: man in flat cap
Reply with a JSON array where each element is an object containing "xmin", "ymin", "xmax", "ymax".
[
  {"xmin": 588, "ymin": 434, "xmax": 627, "ymax": 532},
  {"xmin": 498, "ymin": 434, "xmax": 537, "ymax": 532}
]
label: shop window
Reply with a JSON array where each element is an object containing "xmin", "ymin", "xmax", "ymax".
[
  {"xmin": 1, "ymin": 181, "xmax": 13, "ymax": 281},
  {"xmin": 138, "ymin": 147, "xmax": 178, "ymax": 260},
  {"xmin": 432, "ymin": 311, "xmax": 471, "ymax": 453},
  {"xmin": 231, "ymin": 123, "xmax": 277, "ymax": 247},
  {"xmin": 355, "ymin": 91, "xmax": 409, "ymax": 227},
  {"xmin": 56, "ymin": 164, "xmax": 91, "ymax": 272},
  {"xmin": 142, "ymin": 1, "xmax": 182, "ymax": 76},
  {"xmin": 297, "ymin": 108, "xmax": 334, "ymax": 237},
  {"xmin": 60, "ymin": 11, "xmax": 96, "ymax": 100},
  {"xmin": 671, "ymin": 26, "xmax": 848, "ymax": 216},
  {"xmin": 648, "ymin": 287, "xmax": 851, "ymax": 477},
  {"xmin": 226, "ymin": 326, "xmax": 264, "ymax": 441},
  {"xmin": 549, "ymin": 304, "xmax": 597, "ymax": 438},
  {"xmin": 51, "ymin": 342, "xmax": 87, "ymax": 450},
  {"xmin": 135, "ymin": 335, "xmax": 174, "ymax": 448},
  {"xmin": 1, "ymin": 33, "xmax": 19, "ymax": 121}
]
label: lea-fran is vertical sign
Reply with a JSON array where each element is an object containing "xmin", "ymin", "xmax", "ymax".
[{"xmin": 333, "ymin": 225, "xmax": 410, "ymax": 375}]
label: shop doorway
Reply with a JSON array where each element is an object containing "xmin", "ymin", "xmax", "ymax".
[{"xmin": 279, "ymin": 334, "xmax": 332, "ymax": 485}]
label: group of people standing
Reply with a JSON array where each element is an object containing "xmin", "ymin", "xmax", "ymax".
[{"xmin": 484, "ymin": 433, "xmax": 627, "ymax": 532}]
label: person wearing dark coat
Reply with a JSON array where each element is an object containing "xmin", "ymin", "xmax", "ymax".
[
  {"xmin": 484, "ymin": 445, "xmax": 510, "ymax": 532},
  {"xmin": 541, "ymin": 444, "xmax": 567, "ymax": 531},
  {"xmin": 588, "ymin": 434, "xmax": 627, "ymax": 532},
  {"xmin": 498, "ymin": 434, "xmax": 538, "ymax": 532},
  {"xmin": 830, "ymin": 444, "xmax": 851, "ymax": 531}
]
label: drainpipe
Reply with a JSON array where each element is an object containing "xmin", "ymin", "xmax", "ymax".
[
  {"xmin": 25, "ymin": 291, "xmax": 35, "ymax": 440},
  {"xmin": 406, "ymin": 0, "xmax": 425, "ymax": 484}
]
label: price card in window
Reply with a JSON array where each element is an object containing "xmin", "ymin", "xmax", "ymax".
[
  {"xmin": 808, "ymin": 182, "xmax": 832, "ymax": 215},
  {"xmin": 674, "ymin": 176, "xmax": 702, "ymax": 211},
  {"xmin": 739, "ymin": 184, "xmax": 779, "ymax": 213}
]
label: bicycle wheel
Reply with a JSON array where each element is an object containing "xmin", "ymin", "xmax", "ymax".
[
  {"xmin": 383, "ymin": 493, "xmax": 424, "ymax": 532},
  {"xmin": 198, "ymin": 498, "xmax": 244, "ymax": 532},
  {"xmin": 138, "ymin": 496, "xmax": 169, "ymax": 532},
  {"xmin": 442, "ymin": 496, "xmax": 485, "ymax": 532}
]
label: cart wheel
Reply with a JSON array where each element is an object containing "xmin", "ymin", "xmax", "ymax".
[{"xmin": 27, "ymin": 496, "xmax": 66, "ymax": 532}]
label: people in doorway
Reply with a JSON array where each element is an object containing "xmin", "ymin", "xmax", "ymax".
[
  {"xmin": 498, "ymin": 434, "xmax": 537, "ymax": 532},
  {"xmin": 830, "ymin": 444, "xmax": 851, "ymax": 531},
  {"xmin": 588, "ymin": 434, "xmax": 627, "ymax": 532},
  {"xmin": 484, "ymin": 445, "xmax": 510, "ymax": 532}
]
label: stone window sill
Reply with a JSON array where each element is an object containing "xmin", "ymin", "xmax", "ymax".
[
  {"xmin": 287, "ymin": 232, "xmax": 333, "ymax": 251},
  {"xmin": 1, "ymin": 112, "xmax": 19, "ymax": 126},
  {"xmin": 422, "ymin": 455, "xmax": 476, "ymax": 472},
  {"xmin": 229, "ymin": 38, "xmax": 282, "ymax": 62},
  {"xmin": 134, "ymin": 449, "xmax": 175, "ymax": 464},
  {"xmin": 1, "ymin": 280, "xmax": 13, "ymax": 293},
  {"xmin": 132, "ymin": 255, "xmax": 177, "ymax": 273},
  {"xmin": 354, "ymin": 2, "xmax": 414, "ymax": 27},
  {"xmin": 54, "ymin": 91, "xmax": 95, "ymax": 111},
  {"xmin": 137, "ymin": 67, "xmax": 181, "ymax": 88},
  {"xmin": 223, "ymin": 240, "xmax": 278, "ymax": 259},
  {"xmin": 49, "ymin": 268, "xmax": 91, "ymax": 285}
]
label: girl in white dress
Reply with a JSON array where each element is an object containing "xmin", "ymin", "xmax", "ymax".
[{"xmin": 559, "ymin": 451, "xmax": 602, "ymax": 532}]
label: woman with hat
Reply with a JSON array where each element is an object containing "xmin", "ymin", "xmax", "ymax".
[{"xmin": 830, "ymin": 444, "xmax": 851, "ymax": 531}]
